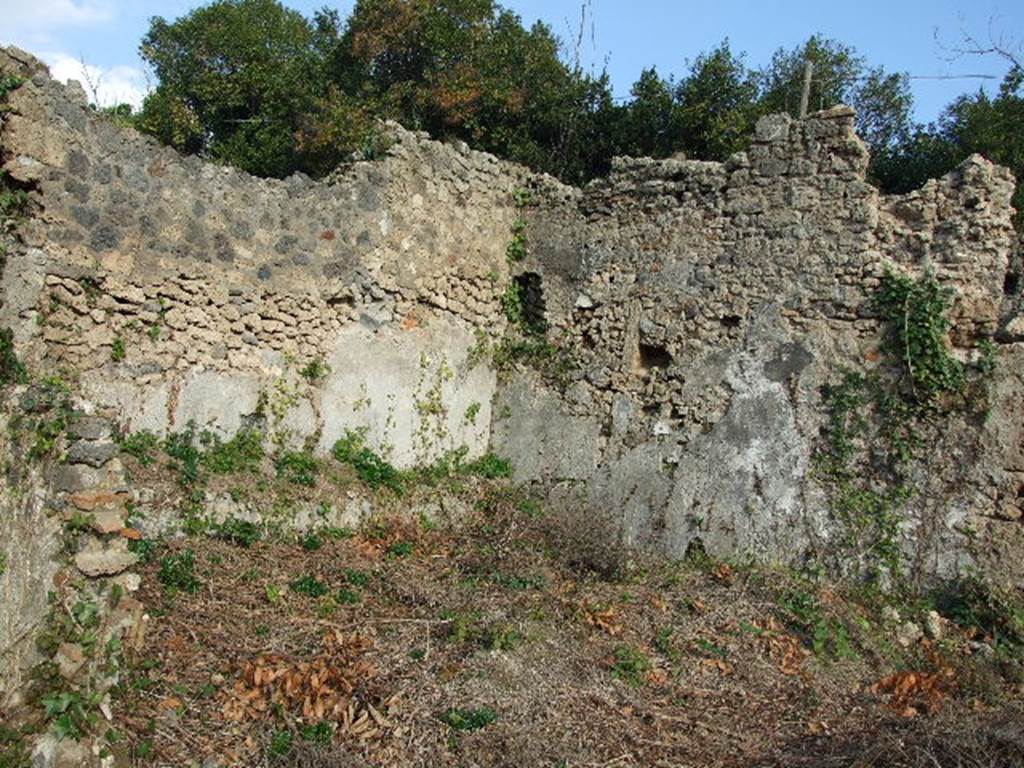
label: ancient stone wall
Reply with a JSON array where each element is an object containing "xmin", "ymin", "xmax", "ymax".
[
  {"xmin": 1, "ymin": 41, "xmax": 1023, "ymax": 631},
  {"xmin": 0, "ymin": 45, "xmax": 535, "ymax": 468},
  {"xmin": 495, "ymin": 106, "xmax": 1023, "ymax": 582}
]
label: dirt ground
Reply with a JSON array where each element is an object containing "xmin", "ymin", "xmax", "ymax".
[{"xmin": 109, "ymin": 484, "xmax": 1024, "ymax": 768}]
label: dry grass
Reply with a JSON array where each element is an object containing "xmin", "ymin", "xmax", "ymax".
[{"xmin": 108, "ymin": 485, "xmax": 1024, "ymax": 768}]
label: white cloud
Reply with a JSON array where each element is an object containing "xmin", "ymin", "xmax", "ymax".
[
  {"xmin": 44, "ymin": 52, "xmax": 150, "ymax": 109},
  {"xmin": 0, "ymin": 0, "xmax": 113, "ymax": 31}
]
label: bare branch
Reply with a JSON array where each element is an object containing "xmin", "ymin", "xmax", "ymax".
[
  {"xmin": 935, "ymin": 15, "xmax": 1022, "ymax": 71},
  {"xmin": 77, "ymin": 52, "xmax": 103, "ymax": 107}
]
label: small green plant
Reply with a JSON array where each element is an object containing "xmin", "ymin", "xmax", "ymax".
[
  {"xmin": 110, "ymin": 337, "xmax": 126, "ymax": 362},
  {"xmin": 440, "ymin": 707, "xmax": 498, "ymax": 731},
  {"xmin": 344, "ymin": 568, "xmax": 371, "ymax": 587},
  {"xmin": 275, "ymin": 450, "xmax": 319, "ymax": 487},
  {"xmin": 119, "ymin": 430, "xmax": 160, "ymax": 466},
  {"xmin": 300, "ymin": 721, "xmax": 334, "ymax": 744},
  {"xmin": 695, "ymin": 638, "xmax": 729, "ymax": 660},
  {"xmin": 128, "ymin": 538, "xmax": 160, "ymax": 564},
  {"xmin": 0, "ymin": 74, "xmax": 24, "ymax": 103},
  {"xmin": 490, "ymin": 336, "xmax": 576, "ymax": 386},
  {"xmin": 299, "ymin": 358, "xmax": 331, "ymax": 383},
  {"xmin": 502, "ymin": 280, "xmax": 525, "ymax": 325},
  {"xmin": 332, "ymin": 430, "xmax": 403, "ymax": 494},
  {"xmin": 213, "ymin": 518, "xmax": 261, "ymax": 548},
  {"xmin": 0, "ymin": 723, "xmax": 30, "ymax": 766},
  {"xmin": 0, "ymin": 328, "xmax": 26, "ymax": 386},
  {"xmin": 0, "ymin": 553, "xmax": 6, "ymax": 576},
  {"xmin": 289, "ymin": 575, "xmax": 328, "ymax": 598},
  {"xmin": 460, "ymin": 453, "xmax": 513, "ymax": 479},
  {"xmin": 492, "ymin": 571, "xmax": 545, "ymax": 590},
  {"xmin": 0, "ymin": 169, "xmax": 30, "ymax": 229},
  {"xmin": 202, "ymin": 429, "xmax": 264, "ymax": 474},
  {"xmin": 336, "ymin": 588, "xmax": 361, "ymax": 605},
  {"xmin": 42, "ymin": 690, "xmax": 101, "ymax": 741},
  {"xmin": 269, "ymin": 729, "xmax": 293, "ymax": 756},
  {"xmin": 483, "ymin": 624, "xmax": 522, "ymax": 651},
  {"xmin": 387, "ymin": 541, "xmax": 414, "ymax": 558},
  {"xmin": 512, "ymin": 188, "xmax": 533, "ymax": 207},
  {"xmin": 780, "ymin": 588, "xmax": 856, "ymax": 660},
  {"xmin": 610, "ymin": 645, "xmax": 652, "ymax": 686},
  {"xmin": 158, "ymin": 550, "xmax": 202, "ymax": 594},
  {"xmin": 163, "ymin": 424, "xmax": 204, "ymax": 484},
  {"xmin": 506, "ymin": 218, "xmax": 528, "ymax": 263},
  {"xmin": 300, "ymin": 532, "xmax": 323, "ymax": 551},
  {"xmin": 654, "ymin": 627, "xmax": 680, "ymax": 663}
]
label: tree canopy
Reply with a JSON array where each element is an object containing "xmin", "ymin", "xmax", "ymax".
[{"xmin": 132, "ymin": 0, "xmax": 1024, "ymax": 233}]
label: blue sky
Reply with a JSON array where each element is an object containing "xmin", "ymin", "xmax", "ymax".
[{"xmin": 1, "ymin": 0, "xmax": 1021, "ymax": 122}]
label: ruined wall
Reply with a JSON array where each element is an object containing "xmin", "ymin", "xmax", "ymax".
[
  {"xmin": 496, "ymin": 106, "xmax": 1024, "ymax": 581},
  {"xmin": 1, "ymin": 43, "xmax": 1023, "ymax": 603},
  {"xmin": 0, "ymin": 46, "xmax": 534, "ymax": 469}
]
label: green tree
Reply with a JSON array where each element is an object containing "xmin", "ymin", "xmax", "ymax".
[
  {"xmin": 869, "ymin": 127, "xmax": 961, "ymax": 194},
  {"xmin": 324, "ymin": 0, "xmax": 615, "ymax": 182},
  {"xmin": 138, "ymin": 0, "xmax": 334, "ymax": 177},
  {"xmin": 675, "ymin": 40, "xmax": 759, "ymax": 160},
  {"xmin": 872, "ymin": 66, "xmax": 1024, "ymax": 233},
  {"xmin": 758, "ymin": 35, "xmax": 911, "ymax": 161},
  {"xmin": 617, "ymin": 68, "xmax": 677, "ymax": 158},
  {"xmin": 854, "ymin": 68, "xmax": 913, "ymax": 154},
  {"xmin": 759, "ymin": 35, "xmax": 863, "ymax": 117},
  {"xmin": 942, "ymin": 68, "xmax": 1024, "ymax": 230}
]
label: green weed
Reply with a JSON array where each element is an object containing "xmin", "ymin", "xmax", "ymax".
[
  {"xmin": 440, "ymin": 707, "xmax": 498, "ymax": 731},
  {"xmin": 158, "ymin": 550, "xmax": 202, "ymax": 594}
]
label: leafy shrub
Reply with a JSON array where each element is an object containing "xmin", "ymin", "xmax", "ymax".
[
  {"xmin": 119, "ymin": 430, "xmax": 160, "ymax": 466},
  {"xmin": 289, "ymin": 575, "xmax": 328, "ymax": 598},
  {"xmin": 202, "ymin": 429, "xmax": 265, "ymax": 474},
  {"xmin": 460, "ymin": 453, "xmax": 513, "ymax": 479},
  {"xmin": 275, "ymin": 450, "xmax": 319, "ymax": 487},
  {"xmin": 938, "ymin": 576, "xmax": 1024, "ymax": 654},
  {"xmin": 158, "ymin": 550, "xmax": 202, "ymax": 594},
  {"xmin": 332, "ymin": 430, "xmax": 403, "ymax": 494},
  {"xmin": 214, "ymin": 518, "xmax": 262, "ymax": 548}
]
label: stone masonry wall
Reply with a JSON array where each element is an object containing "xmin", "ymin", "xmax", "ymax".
[
  {"xmin": 495, "ymin": 106, "xmax": 1024, "ymax": 583},
  {"xmin": 2, "ymin": 43, "xmax": 1024, "ymax": 700},
  {"xmin": 0, "ymin": 45, "xmax": 534, "ymax": 468}
]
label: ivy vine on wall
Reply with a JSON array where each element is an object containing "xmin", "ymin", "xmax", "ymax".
[{"xmin": 816, "ymin": 268, "xmax": 997, "ymax": 582}]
